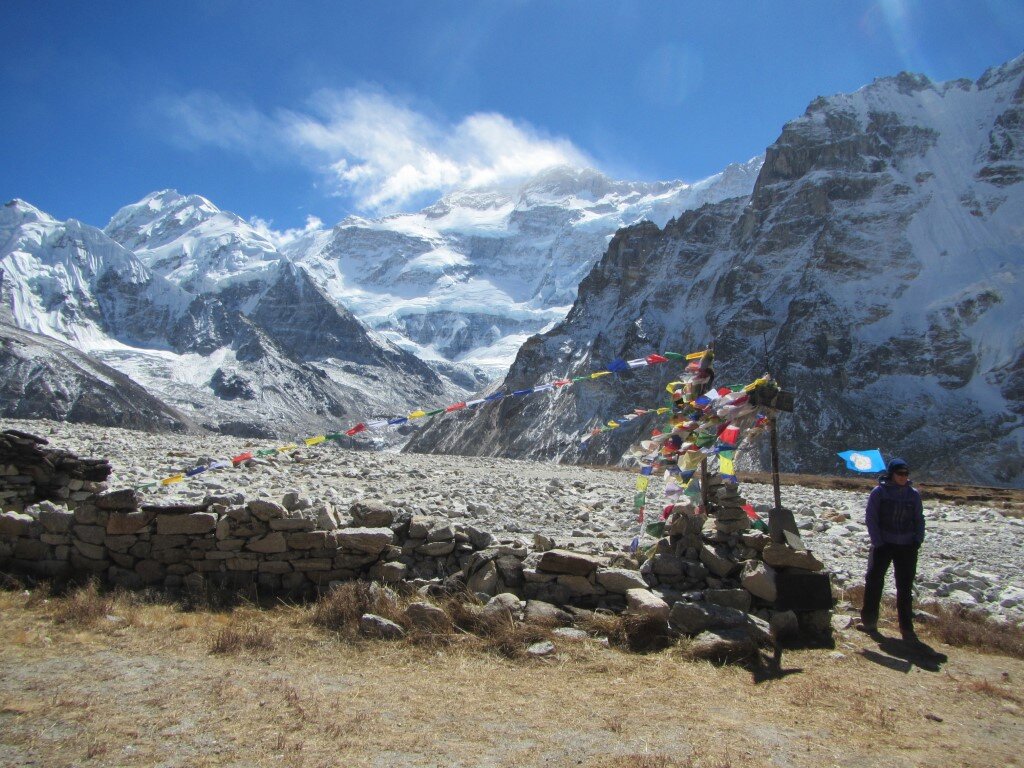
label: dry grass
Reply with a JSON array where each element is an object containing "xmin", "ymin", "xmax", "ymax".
[
  {"xmin": 921, "ymin": 602, "xmax": 1024, "ymax": 659},
  {"xmin": 2, "ymin": 583, "xmax": 1024, "ymax": 768}
]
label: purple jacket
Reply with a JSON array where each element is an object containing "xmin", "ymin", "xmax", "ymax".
[{"xmin": 865, "ymin": 480, "xmax": 924, "ymax": 547}]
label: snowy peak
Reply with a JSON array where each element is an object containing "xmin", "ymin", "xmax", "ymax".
[
  {"xmin": 105, "ymin": 190, "xmax": 284, "ymax": 293},
  {"xmin": 3, "ymin": 199, "xmax": 58, "ymax": 227}
]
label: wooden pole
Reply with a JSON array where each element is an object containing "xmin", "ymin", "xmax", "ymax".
[
  {"xmin": 700, "ymin": 456, "xmax": 709, "ymax": 514},
  {"xmin": 769, "ymin": 415, "xmax": 782, "ymax": 510}
]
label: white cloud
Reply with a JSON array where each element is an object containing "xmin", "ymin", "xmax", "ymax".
[
  {"xmin": 248, "ymin": 214, "xmax": 324, "ymax": 248},
  {"xmin": 159, "ymin": 88, "xmax": 593, "ymax": 213}
]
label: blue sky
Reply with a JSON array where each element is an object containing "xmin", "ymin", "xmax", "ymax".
[{"xmin": 3, "ymin": 0, "xmax": 1022, "ymax": 237}]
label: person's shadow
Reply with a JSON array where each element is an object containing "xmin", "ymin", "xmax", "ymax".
[{"xmin": 859, "ymin": 631, "xmax": 947, "ymax": 673}]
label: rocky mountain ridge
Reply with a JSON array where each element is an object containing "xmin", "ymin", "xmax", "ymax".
[
  {"xmin": 406, "ymin": 55, "xmax": 1024, "ymax": 487},
  {"xmin": 0, "ymin": 199, "xmax": 461, "ymax": 439}
]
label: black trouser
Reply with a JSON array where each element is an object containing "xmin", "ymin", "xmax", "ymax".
[{"xmin": 861, "ymin": 543, "xmax": 919, "ymax": 632}]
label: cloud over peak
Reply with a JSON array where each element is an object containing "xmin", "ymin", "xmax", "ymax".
[{"xmin": 159, "ymin": 87, "xmax": 592, "ymax": 213}]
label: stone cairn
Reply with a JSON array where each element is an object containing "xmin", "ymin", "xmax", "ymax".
[{"xmin": 0, "ymin": 429, "xmax": 833, "ymax": 657}]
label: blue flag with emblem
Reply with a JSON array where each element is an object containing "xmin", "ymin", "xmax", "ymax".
[{"xmin": 837, "ymin": 449, "xmax": 885, "ymax": 473}]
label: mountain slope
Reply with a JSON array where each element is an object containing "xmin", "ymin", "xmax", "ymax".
[
  {"xmin": 406, "ymin": 56, "xmax": 1024, "ymax": 487},
  {"xmin": 286, "ymin": 160, "xmax": 762, "ymax": 376},
  {"xmin": 0, "ymin": 321, "xmax": 195, "ymax": 431},
  {"xmin": 2, "ymin": 197, "xmax": 465, "ymax": 438}
]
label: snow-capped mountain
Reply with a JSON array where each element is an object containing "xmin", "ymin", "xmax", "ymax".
[
  {"xmin": 1, "ymin": 198, "xmax": 463, "ymax": 438},
  {"xmin": 285, "ymin": 160, "xmax": 762, "ymax": 377},
  {"xmin": 407, "ymin": 56, "xmax": 1024, "ymax": 487}
]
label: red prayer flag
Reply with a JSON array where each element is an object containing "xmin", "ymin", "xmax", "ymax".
[
  {"xmin": 646, "ymin": 353, "xmax": 669, "ymax": 364},
  {"xmin": 445, "ymin": 402, "xmax": 467, "ymax": 412},
  {"xmin": 553, "ymin": 379, "xmax": 571, "ymax": 387},
  {"xmin": 742, "ymin": 504, "xmax": 760, "ymax": 521},
  {"xmin": 345, "ymin": 423, "xmax": 367, "ymax": 436},
  {"xmin": 720, "ymin": 425, "xmax": 740, "ymax": 445},
  {"xmin": 231, "ymin": 452, "xmax": 253, "ymax": 465}
]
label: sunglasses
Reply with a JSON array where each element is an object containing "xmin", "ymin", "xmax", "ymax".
[{"xmin": 893, "ymin": 469, "xmax": 910, "ymax": 476}]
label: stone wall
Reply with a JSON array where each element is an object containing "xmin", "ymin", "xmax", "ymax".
[{"xmin": 0, "ymin": 429, "xmax": 833, "ymax": 650}]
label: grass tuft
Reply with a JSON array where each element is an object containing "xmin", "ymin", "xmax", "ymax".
[
  {"xmin": 921, "ymin": 602, "xmax": 1024, "ymax": 659},
  {"xmin": 209, "ymin": 622, "xmax": 275, "ymax": 655}
]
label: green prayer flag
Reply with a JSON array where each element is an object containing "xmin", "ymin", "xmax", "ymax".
[
  {"xmin": 663, "ymin": 352, "xmax": 684, "ymax": 361},
  {"xmin": 645, "ymin": 521, "xmax": 666, "ymax": 538}
]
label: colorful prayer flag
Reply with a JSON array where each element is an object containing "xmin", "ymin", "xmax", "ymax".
[
  {"xmin": 306, "ymin": 435, "xmax": 327, "ymax": 445},
  {"xmin": 344, "ymin": 425, "xmax": 365, "ymax": 437}
]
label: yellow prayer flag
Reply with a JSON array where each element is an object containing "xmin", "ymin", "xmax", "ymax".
[
  {"xmin": 590, "ymin": 371, "xmax": 611, "ymax": 379},
  {"xmin": 665, "ymin": 380, "xmax": 683, "ymax": 394},
  {"xmin": 681, "ymin": 452, "xmax": 703, "ymax": 470},
  {"xmin": 408, "ymin": 409, "xmax": 427, "ymax": 419},
  {"xmin": 719, "ymin": 455, "xmax": 735, "ymax": 476},
  {"xmin": 305, "ymin": 435, "xmax": 326, "ymax": 446},
  {"xmin": 606, "ymin": 420, "xmax": 619, "ymax": 428},
  {"xmin": 277, "ymin": 443, "xmax": 297, "ymax": 452},
  {"xmin": 635, "ymin": 476, "xmax": 650, "ymax": 492},
  {"xmin": 656, "ymin": 407, "xmax": 670, "ymax": 414},
  {"xmin": 686, "ymin": 350, "xmax": 711, "ymax": 360},
  {"xmin": 161, "ymin": 474, "xmax": 184, "ymax": 486}
]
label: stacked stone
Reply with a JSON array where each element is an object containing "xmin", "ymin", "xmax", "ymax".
[
  {"xmin": 0, "ymin": 483, "xmax": 529, "ymax": 599},
  {"xmin": 511, "ymin": 548, "xmax": 652, "ymax": 612},
  {"xmin": 0, "ymin": 429, "xmax": 111, "ymax": 512},
  {"xmin": 705, "ymin": 475, "xmax": 751, "ymax": 534}
]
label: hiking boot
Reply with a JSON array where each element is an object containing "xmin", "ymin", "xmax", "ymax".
[
  {"xmin": 855, "ymin": 621, "xmax": 878, "ymax": 633},
  {"xmin": 901, "ymin": 629, "xmax": 922, "ymax": 645}
]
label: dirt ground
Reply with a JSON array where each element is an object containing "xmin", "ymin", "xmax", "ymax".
[{"xmin": 1, "ymin": 589, "xmax": 1022, "ymax": 768}]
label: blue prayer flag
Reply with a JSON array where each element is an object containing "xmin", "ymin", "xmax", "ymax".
[
  {"xmin": 837, "ymin": 449, "xmax": 885, "ymax": 473},
  {"xmin": 606, "ymin": 358, "xmax": 630, "ymax": 373}
]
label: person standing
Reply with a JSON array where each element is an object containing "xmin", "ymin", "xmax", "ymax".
[{"xmin": 858, "ymin": 457, "xmax": 926, "ymax": 643}]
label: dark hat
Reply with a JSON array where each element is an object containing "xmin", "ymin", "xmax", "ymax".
[{"xmin": 886, "ymin": 457, "xmax": 909, "ymax": 474}]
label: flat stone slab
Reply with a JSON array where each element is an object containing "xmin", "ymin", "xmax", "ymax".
[{"xmin": 537, "ymin": 549, "xmax": 604, "ymax": 576}]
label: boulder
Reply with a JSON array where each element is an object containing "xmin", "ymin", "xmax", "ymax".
[
  {"xmin": 482, "ymin": 592, "xmax": 521, "ymax": 621},
  {"xmin": 595, "ymin": 567, "xmax": 648, "ymax": 594},
  {"xmin": 762, "ymin": 543, "xmax": 824, "ymax": 571},
  {"xmin": 94, "ymin": 488, "xmax": 141, "ymax": 511},
  {"xmin": 405, "ymin": 602, "xmax": 453, "ymax": 632},
  {"xmin": 705, "ymin": 588, "xmax": 752, "ymax": 613},
  {"xmin": 0, "ymin": 511, "xmax": 34, "ymax": 537},
  {"xmin": 359, "ymin": 613, "xmax": 405, "ymax": 640},
  {"xmin": 156, "ymin": 513, "xmax": 217, "ymax": 536},
  {"xmin": 688, "ymin": 628, "xmax": 757, "ymax": 661},
  {"xmin": 625, "ymin": 589, "xmax": 670, "ymax": 620},
  {"xmin": 537, "ymin": 549, "xmax": 603, "ymax": 577},
  {"xmin": 106, "ymin": 510, "xmax": 155, "ymax": 535},
  {"xmin": 467, "ymin": 560, "xmax": 499, "ymax": 596},
  {"xmin": 38, "ymin": 507, "xmax": 74, "ymax": 534},
  {"xmin": 336, "ymin": 527, "xmax": 394, "ymax": 555},
  {"xmin": 669, "ymin": 601, "xmax": 749, "ymax": 635},
  {"xmin": 699, "ymin": 543, "xmax": 737, "ymax": 578},
  {"xmin": 247, "ymin": 499, "xmax": 287, "ymax": 521},
  {"xmin": 741, "ymin": 560, "xmax": 778, "ymax": 602},
  {"xmin": 350, "ymin": 500, "xmax": 393, "ymax": 528},
  {"xmin": 524, "ymin": 600, "xmax": 574, "ymax": 626},
  {"xmin": 246, "ymin": 532, "xmax": 288, "ymax": 554}
]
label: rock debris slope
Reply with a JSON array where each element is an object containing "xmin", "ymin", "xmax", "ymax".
[{"xmin": 407, "ymin": 56, "xmax": 1024, "ymax": 487}]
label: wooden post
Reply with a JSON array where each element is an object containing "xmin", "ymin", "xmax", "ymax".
[
  {"xmin": 700, "ymin": 456, "xmax": 709, "ymax": 514},
  {"xmin": 769, "ymin": 415, "xmax": 782, "ymax": 510}
]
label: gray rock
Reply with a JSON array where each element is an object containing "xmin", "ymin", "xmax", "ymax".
[
  {"xmin": 669, "ymin": 601, "xmax": 749, "ymax": 635},
  {"xmin": 741, "ymin": 560, "xmax": 778, "ymax": 602},
  {"xmin": 350, "ymin": 500, "xmax": 393, "ymax": 528},
  {"xmin": 524, "ymin": 600, "xmax": 574, "ymax": 626},
  {"xmin": 595, "ymin": 567, "xmax": 648, "ymax": 593},
  {"xmin": 625, "ymin": 588, "xmax": 670, "ymax": 620},
  {"xmin": 482, "ymin": 592, "xmax": 521, "ymax": 620},
  {"xmin": 527, "ymin": 640, "xmax": 556, "ymax": 657},
  {"xmin": 359, "ymin": 613, "xmax": 405, "ymax": 640},
  {"xmin": 537, "ymin": 549, "xmax": 603, "ymax": 576},
  {"xmin": 404, "ymin": 602, "xmax": 453, "ymax": 632},
  {"xmin": 247, "ymin": 499, "xmax": 287, "ymax": 521},
  {"xmin": 687, "ymin": 628, "xmax": 757, "ymax": 661},
  {"xmin": 699, "ymin": 543, "xmax": 737, "ymax": 578},
  {"xmin": 156, "ymin": 512, "xmax": 217, "ymax": 536},
  {"xmin": 705, "ymin": 588, "xmax": 752, "ymax": 613},
  {"xmin": 336, "ymin": 527, "xmax": 394, "ymax": 554},
  {"xmin": 762, "ymin": 542, "xmax": 824, "ymax": 571}
]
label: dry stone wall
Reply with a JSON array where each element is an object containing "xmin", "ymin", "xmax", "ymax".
[{"xmin": 0, "ymin": 429, "xmax": 834, "ymax": 652}]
